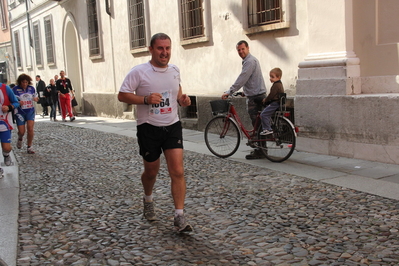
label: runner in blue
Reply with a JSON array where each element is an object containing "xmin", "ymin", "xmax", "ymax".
[
  {"xmin": 12, "ymin": 74, "xmax": 39, "ymax": 154},
  {"xmin": 0, "ymin": 82, "xmax": 19, "ymax": 176}
]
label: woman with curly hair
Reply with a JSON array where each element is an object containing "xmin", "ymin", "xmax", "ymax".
[{"xmin": 12, "ymin": 74, "xmax": 39, "ymax": 154}]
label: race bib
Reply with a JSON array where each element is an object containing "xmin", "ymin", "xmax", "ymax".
[
  {"xmin": 20, "ymin": 93, "xmax": 34, "ymax": 109},
  {"xmin": 149, "ymin": 90, "xmax": 173, "ymax": 116}
]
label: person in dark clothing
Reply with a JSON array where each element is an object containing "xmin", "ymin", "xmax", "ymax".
[
  {"xmin": 35, "ymin": 75, "xmax": 47, "ymax": 116},
  {"xmin": 260, "ymin": 68, "xmax": 285, "ymax": 135},
  {"xmin": 45, "ymin": 79, "xmax": 58, "ymax": 121}
]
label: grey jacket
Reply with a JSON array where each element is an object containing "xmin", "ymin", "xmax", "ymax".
[{"xmin": 228, "ymin": 53, "xmax": 267, "ymax": 97}]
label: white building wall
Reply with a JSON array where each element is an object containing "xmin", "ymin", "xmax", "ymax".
[{"xmin": 8, "ymin": 0, "xmax": 399, "ymax": 164}]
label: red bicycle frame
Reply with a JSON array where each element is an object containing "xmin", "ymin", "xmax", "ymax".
[{"xmin": 225, "ymin": 103, "xmax": 263, "ymax": 141}]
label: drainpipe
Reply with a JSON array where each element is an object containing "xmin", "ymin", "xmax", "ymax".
[
  {"xmin": 105, "ymin": 0, "xmax": 111, "ymax": 16},
  {"xmin": 105, "ymin": 0, "xmax": 118, "ymax": 117},
  {"xmin": 25, "ymin": 0, "xmax": 33, "ymax": 47}
]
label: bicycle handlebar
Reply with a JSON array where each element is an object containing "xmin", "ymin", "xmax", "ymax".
[{"xmin": 232, "ymin": 91, "xmax": 244, "ymax": 97}]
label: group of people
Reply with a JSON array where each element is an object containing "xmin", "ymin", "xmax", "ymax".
[
  {"xmin": 0, "ymin": 71, "xmax": 77, "ymax": 177},
  {"xmin": 36, "ymin": 71, "xmax": 78, "ymax": 122},
  {"xmin": 117, "ymin": 33, "xmax": 284, "ymax": 232}
]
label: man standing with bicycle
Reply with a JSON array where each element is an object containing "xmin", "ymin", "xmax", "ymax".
[{"xmin": 222, "ymin": 40, "xmax": 267, "ymax": 159}]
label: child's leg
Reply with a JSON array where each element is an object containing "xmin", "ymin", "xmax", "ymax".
[{"xmin": 260, "ymin": 102, "xmax": 280, "ymax": 131}]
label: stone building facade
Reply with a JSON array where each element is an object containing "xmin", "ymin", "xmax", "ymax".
[{"xmin": 7, "ymin": 0, "xmax": 399, "ymax": 164}]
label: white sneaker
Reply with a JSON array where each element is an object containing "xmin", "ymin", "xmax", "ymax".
[{"xmin": 260, "ymin": 129, "xmax": 273, "ymax": 136}]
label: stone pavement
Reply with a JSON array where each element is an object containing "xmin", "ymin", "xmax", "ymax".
[{"xmin": 0, "ymin": 115, "xmax": 399, "ymax": 266}]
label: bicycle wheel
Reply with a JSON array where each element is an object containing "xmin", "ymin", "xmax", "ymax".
[
  {"xmin": 204, "ymin": 116, "xmax": 240, "ymax": 158},
  {"xmin": 258, "ymin": 117, "xmax": 296, "ymax": 162}
]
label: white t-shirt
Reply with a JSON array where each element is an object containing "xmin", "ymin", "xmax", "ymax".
[{"xmin": 120, "ymin": 62, "xmax": 181, "ymax": 126}]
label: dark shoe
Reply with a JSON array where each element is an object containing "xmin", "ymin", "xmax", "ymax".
[
  {"xmin": 245, "ymin": 149, "xmax": 266, "ymax": 160},
  {"xmin": 4, "ymin": 155, "xmax": 12, "ymax": 166},
  {"xmin": 17, "ymin": 138, "xmax": 23, "ymax": 149}
]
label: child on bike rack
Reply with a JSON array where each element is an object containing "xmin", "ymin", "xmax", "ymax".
[{"xmin": 260, "ymin": 68, "xmax": 285, "ymax": 135}]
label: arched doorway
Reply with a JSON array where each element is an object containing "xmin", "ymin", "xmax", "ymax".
[{"xmin": 63, "ymin": 15, "xmax": 83, "ymax": 114}]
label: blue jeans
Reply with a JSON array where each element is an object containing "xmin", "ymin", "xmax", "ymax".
[
  {"xmin": 260, "ymin": 102, "xmax": 279, "ymax": 131},
  {"xmin": 50, "ymin": 101, "xmax": 58, "ymax": 119}
]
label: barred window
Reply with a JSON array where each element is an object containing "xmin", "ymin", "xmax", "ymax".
[
  {"xmin": 128, "ymin": 0, "xmax": 146, "ymax": 49},
  {"xmin": 180, "ymin": 0, "xmax": 204, "ymax": 40},
  {"xmin": 87, "ymin": 0, "xmax": 100, "ymax": 56},
  {"xmin": 33, "ymin": 22, "xmax": 43, "ymax": 66},
  {"xmin": 14, "ymin": 31, "xmax": 22, "ymax": 68},
  {"xmin": 248, "ymin": 0, "xmax": 281, "ymax": 28},
  {"xmin": 0, "ymin": 0, "xmax": 7, "ymax": 30},
  {"xmin": 44, "ymin": 16, "xmax": 55, "ymax": 64}
]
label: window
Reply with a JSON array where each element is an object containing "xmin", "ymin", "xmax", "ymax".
[
  {"xmin": 44, "ymin": 16, "xmax": 55, "ymax": 64},
  {"xmin": 22, "ymin": 26, "xmax": 32, "ymax": 68},
  {"xmin": 248, "ymin": 0, "xmax": 281, "ymax": 28},
  {"xmin": 8, "ymin": 0, "xmax": 16, "ymax": 8},
  {"xmin": 180, "ymin": 0, "xmax": 204, "ymax": 40},
  {"xmin": 33, "ymin": 22, "xmax": 43, "ymax": 66},
  {"xmin": 87, "ymin": 0, "xmax": 100, "ymax": 56},
  {"xmin": 128, "ymin": 0, "xmax": 146, "ymax": 50},
  {"xmin": 0, "ymin": 0, "xmax": 7, "ymax": 30},
  {"xmin": 14, "ymin": 31, "xmax": 22, "ymax": 68},
  {"xmin": 244, "ymin": 0, "xmax": 289, "ymax": 35}
]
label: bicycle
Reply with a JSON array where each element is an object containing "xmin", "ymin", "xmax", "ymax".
[{"xmin": 204, "ymin": 93, "xmax": 297, "ymax": 162}]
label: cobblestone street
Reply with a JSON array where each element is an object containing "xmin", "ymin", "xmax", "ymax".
[{"xmin": 13, "ymin": 121, "xmax": 399, "ymax": 265}]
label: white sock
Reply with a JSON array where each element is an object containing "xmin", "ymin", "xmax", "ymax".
[
  {"xmin": 175, "ymin": 209, "xmax": 184, "ymax": 217},
  {"xmin": 144, "ymin": 194, "xmax": 153, "ymax": 202},
  {"xmin": 2, "ymin": 152, "xmax": 9, "ymax": 157}
]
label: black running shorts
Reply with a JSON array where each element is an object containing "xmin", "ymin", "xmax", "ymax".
[{"xmin": 136, "ymin": 121, "xmax": 183, "ymax": 162}]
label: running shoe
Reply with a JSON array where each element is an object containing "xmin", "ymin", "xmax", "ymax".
[
  {"xmin": 17, "ymin": 138, "xmax": 23, "ymax": 149},
  {"xmin": 70, "ymin": 116, "xmax": 76, "ymax": 122},
  {"xmin": 143, "ymin": 198, "xmax": 158, "ymax": 221},
  {"xmin": 4, "ymin": 155, "xmax": 12, "ymax": 166},
  {"xmin": 260, "ymin": 129, "xmax": 273, "ymax": 135},
  {"xmin": 174, "ymin": 213, "xmax": 193, "ymax": 232},
  {"xmin": 27, "ymin": 147, "xmax": 35, "ymax": 154}
]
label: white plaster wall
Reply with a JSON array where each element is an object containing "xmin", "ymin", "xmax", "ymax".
[
  {"xmin": 112, "ymin": 0, "xmax": 310, "ymax": 98},
  {"xmin": 7, "ymin": 0, "xmax": 399, "ymax": 164},
  {"xmin": 9, "ymin": 0, "xmax": 62, "ymax": 83},
  {"xmin": 10, "ymin": 0, "xmax": 310, "ymax": 98}
]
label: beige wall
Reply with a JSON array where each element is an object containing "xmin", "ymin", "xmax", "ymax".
[{"xmin": 353, "ymin": 0, "xmax": 399, "ymax": 94}]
